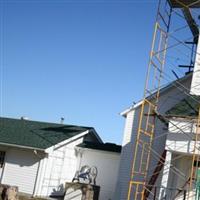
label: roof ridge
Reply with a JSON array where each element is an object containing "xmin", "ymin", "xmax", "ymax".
[{"xmin": 0, "ymin": 117, "xmax": 93, "ymax": 129}]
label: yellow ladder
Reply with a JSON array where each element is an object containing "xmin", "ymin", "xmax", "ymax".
[{"xmin": 127, "ymin": 1, "xmax": 172, "ymax": 199}]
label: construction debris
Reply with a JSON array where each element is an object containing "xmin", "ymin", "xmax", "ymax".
[{"xmin": 64, "ymin": 182, "xmax": 100, "ymax": 200}]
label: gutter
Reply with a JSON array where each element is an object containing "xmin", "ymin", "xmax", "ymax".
[
  {"xmin": 120, "ymin": 100, "xmax": 143, "ymax": 117},
  {"xmin": 32, "ymin": 157, "xmax": 41, "ymax": 197},
  {"xmin": 45, "ymin": 130, "xmax": 91, "ymax": 152},
  {"xmin": 75, "ymin": 146, "xmax": 121, "ymax": 154},
  {"xmin": 0, "ymin": 142, "xmax": 45, "ymax": 152}
]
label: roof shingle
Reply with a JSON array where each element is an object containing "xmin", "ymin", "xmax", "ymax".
[
  {"xmin": 0, "ymin": 117, "xmax": 93, "ymax": 150},
  {"xmin": 166, "ymin": 95, "xmax": 200, "ymax": 117},
  {"xmin": 77, "ymin": 141, "xmax": 121, "ymax": 153}
]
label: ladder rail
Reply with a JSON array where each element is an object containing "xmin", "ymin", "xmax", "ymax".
[{"xmin": 127, "ymin": 0, "xmax": 172, "ymax": 199}]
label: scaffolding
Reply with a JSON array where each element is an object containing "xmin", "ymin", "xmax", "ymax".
[{"xmin": 127, "ymin": 0, "xmax": 200, "ymax": 199}]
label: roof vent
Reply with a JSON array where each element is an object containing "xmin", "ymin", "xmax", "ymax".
[
  {"xmin": 21, "ymin": 116, "xmax": 29, "ymax": 120},
  {"xmin": 60, "ymin": 117, "xmax": 64, "ymax": 124}
]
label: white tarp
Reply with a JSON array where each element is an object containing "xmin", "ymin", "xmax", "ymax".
[{"xmin": 190, "ymin": 32, "xmax": 200, "ymax": 96}]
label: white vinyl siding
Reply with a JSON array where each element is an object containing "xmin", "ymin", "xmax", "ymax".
[
  {"xmin": 115, "ymin": 76, "xmax": 192, "ymax": 200},
  {"xmin": 1, "ymin": 148, "xmax": 40, "ymax": 194},
  {"xmin": 77, "ymin": 148, "xmax": 120, "ymax": 200},
  {"xmin": 35, "ymin": 137, "xmax": 84, "ymax": 197},
  {"xmin": 122, "ymin": 109, "xmax": 135, "ymax": 146},
  {"xmin": 114, "ymin": 107, "xmax": 140, "ymax": 200}
]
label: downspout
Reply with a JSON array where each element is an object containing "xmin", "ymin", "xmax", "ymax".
[
  {"xmin": 0, "ymin": 152, "xmax": 7, "ymax": 184},
  {"xmin": 32, "ymin": 150, "xmax": 44, "ymax": 197}
]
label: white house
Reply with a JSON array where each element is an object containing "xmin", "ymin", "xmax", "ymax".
[
  {"xmin": 0, "ymin": 117, "xmax": 102, "ymax": 196},
  {"xmin": 0, "ymin": 117, "xmax": 121, "ymax": 200},
  {"xmin": 114, "ymin": 73, "xmax": 194, "ymax": 199},
  {"xmin": 76, "ymin": 142, "xmax": 121, "ymax": 200},
  {"xmin": 157, "ymin": 95, "xmax": 200, "ymax": 199}
]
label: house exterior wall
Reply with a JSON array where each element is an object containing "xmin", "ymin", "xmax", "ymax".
[
  {"xmin": 1, "ymin": 147, "xmax": 41, "ymax": 195},
  {"xmin": 164, "ymin": 153, "xmax": 192, "ymax": 199},
  {"xmin": 115, "ymin": 77, "xmax": 192, "ymax": 200},
  {"xmin": 0, "ymin": 130, "xmax": 101, "ymax": 198},
  {"xmin": 121, "ymin": 109, "xmax": 136, "ymax": 146},
  {"xmin": 77, "ymin": 148, "xmax": 120, "ymax": 200},
  {"xmin": 168, "ymin": 154, "xmax": 191, "ymax": 190},
  {"xmin": 166, "ymin": 118, "xmax": 199, "ymax": 154},
  {"xmin": 155, "ymin": 117, "xmax": 199, "ymax": 199},
  {"xmin": 161, "ymin": 118, "xmax": 200, "ymax": 199},
  {"xmin": 114, "ymin": 108, "xmax": 139, "ymax": 199},
  {"xmin": 34, "ymin": 137, "xmax": 85, "ymax": 197}
]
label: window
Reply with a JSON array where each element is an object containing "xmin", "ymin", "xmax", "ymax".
[{"xmin": 0, "ymin": 151, "xmax": 5, "ymax": 168}]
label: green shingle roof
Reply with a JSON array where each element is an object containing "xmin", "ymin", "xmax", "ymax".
[
  {"xmin": 0, "ymin": 117, "xmax": 93, "ymax": 150},
  {"xmin": 166, "ymin": 95, "xmax": 200, "ymax": 117}
]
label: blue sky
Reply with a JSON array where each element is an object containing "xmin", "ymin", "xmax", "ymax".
[{"xmin": 0, "ymin": 0, "xmax": 158, "ymax": 144}]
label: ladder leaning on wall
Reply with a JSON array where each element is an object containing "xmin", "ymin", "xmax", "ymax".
[
  {"xmin": 127, "ymin": 1, "xmax": 171, "ymax": 199},
  {"xmin": 126, "ymin": 0, "xmax": 200, "ymax": 199}
]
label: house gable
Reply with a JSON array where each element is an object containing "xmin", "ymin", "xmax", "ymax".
[
  {"xmin": 121, "ymin": 73, "xmax": 193, "ymax": 118},
  {"xmin": 0, "ymin": 117, "xmax": 99, "ymax": 150}
]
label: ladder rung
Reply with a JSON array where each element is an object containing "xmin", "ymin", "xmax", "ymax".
[
  {"xmin": 148, "ymin": 123, "xmax": 154, "ymax": 128},
  {"xmin": 133, "ymin": 171, "xmax": 146, "ymax": 175},
  {"xmin": 154, "ymin": 55, "xmax": 163, "ymax": 65},
  {"xmin": 144, "ymin": 99, "xmax": 156, "ymax": 108},
  {"xmin": 157, "ymin": 24, "xmax": 167, "ymax": 36},
  {"xmin": 136, "ymin": 192, "xmax": 143, "ymax": 195},
  {"xmin": 140, "ymin": 129, "xmax": 152, "ymax": 136},
  {"xmin": 130, "ymin": 181, "xmax": 144, "ymax": 185},
  {"xmin": 151, "ymin": 60, "xmax": 162, "ymax": 73},
  {"xmin": 138, "ymin": 140, "xmax": 152, "ymax": 147}
]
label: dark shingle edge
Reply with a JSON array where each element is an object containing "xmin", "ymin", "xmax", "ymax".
[
  {"xmin": 77, "ymin": 141, "xmax": 121, "ymax": 153},
  {"xmin": 166, "ymin": 95, "xmax": 200, "ymax": 117}
]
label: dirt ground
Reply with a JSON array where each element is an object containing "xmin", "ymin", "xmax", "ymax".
[
  {"xmin": 0, "ymin": 194, "xmax": 47, "ymax": 200},
  {"xmin": 19, "ymin": 195, "xmax": 47, "ymax": 200}
]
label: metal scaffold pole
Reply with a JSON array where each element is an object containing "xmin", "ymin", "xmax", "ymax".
[{"xmin": 127, "ymin": 0, "xmax": 200, "ymax": 199}]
